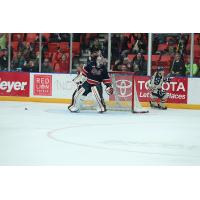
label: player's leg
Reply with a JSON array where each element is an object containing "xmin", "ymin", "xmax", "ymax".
[
  {"xmin": 91, "ymin": 85, "xmax": 106, "ymax": 113},
  {"xmin": 68, "ymin": 87, "xmax": 85, "ymax": 112},
  {"xmin": 159, "ymin": 90, "xmax": 168, "ymax": 110},
  {"xmin": 149, "ymin": 92, "xmax": 159, "ymax": 108},
  {"xmin": 68, "ymin": 82, "xmax": 91, "ymax": 112},
  {"xmin": 97, "ymin": 83, "xmax": 107, "ymax": 111}
]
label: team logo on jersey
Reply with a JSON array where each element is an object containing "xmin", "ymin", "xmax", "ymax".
[
  {"xmin": 115, "ymin": 80, "xmax": 132, "ymax": 98},
  {"xmin": 91, "ymin": 68, "xmax": 103, "ymax": 76}
]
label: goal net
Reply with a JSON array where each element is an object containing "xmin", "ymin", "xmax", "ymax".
[
  {"xmin": 107, "ymin": 72, "xmax": 148, "ymax": 113},
  {"xmin": 80, "ymin": 71, "xmax": 149, "ymax": 113}
]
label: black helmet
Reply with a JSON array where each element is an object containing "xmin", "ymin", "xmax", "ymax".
[{"xmin": 157, "ymin": 66, "xmax": 164, "ymax": 72}]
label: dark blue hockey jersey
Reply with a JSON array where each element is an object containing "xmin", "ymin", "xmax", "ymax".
[{"xmin": 82, "ymin": 61, "xmax": 112, "ymax": 86}]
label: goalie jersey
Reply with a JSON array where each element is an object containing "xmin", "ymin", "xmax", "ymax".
[{"xmin": 82, "ymin": 60, "xmax": 112, "ymax": 86}]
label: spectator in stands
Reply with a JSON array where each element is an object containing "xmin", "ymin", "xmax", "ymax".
[
  {"xmin": 102, "ymin": 35, "xmax": 108, "ymax": 58},
  {"xmin": 59, "ymin": 33, "xmax": 70, "ymax": 42},
  {"xmin": 49, "ymin": 33, "xmax": 61, "ymax": 42},
  {"xmin": 11, "ymin": 52, "xmax": 25, "ymax": 71},
  {"xmin": 0, "ymin": 48, "xmax": 8, "ymax": 71},
  {"xmin": 52, "ymin": 47, "xmax": 62, "ymax": 65},
  {"xmin": 121, "ymin": 64, "xmax": 128, "ymax": 72},
  {"xmin": 55, "ymin": 53, "xmax": 70, "ymax": 73},
  {"xmin": 41, "ymin": 58, "xmax": 53, "ymax": 73},
  {"xmin": 152, "ymin": 34, "xmax": 159, "ymax": 54},
  {"xmin": 73, "ymin": 34, "xmax": 81, "ymax": 42},
  {"xmin": 131, "ymin": 52, "xmax": 147, "ymax": 75},
  {"xmin": 112, "ymin": 55, "xmax": 123, "ymax": 71},
  {"xmin": 90, "ymin": 38, "xmax": 102, "ymax": 54},
  {"xmin": 130, "ymin": 33, "xmax": 147, "ymax": 54},
  {"xmin": 34, "ymin": 51, "xmax": 40, "ymax": 67},
  {"xmin": 119, "ymin": 35, "xmax": 129, "ymax": 57},
  {"xmin": 49, "ymin": 33, "xmax": 69, "ymax": 42},
  {"xmin": 80, "ymin": 34, "xmax": 87, "ymax": 53},
  {"xmin": 111, "ymin": 34, "xmax": 120, "ymax": 63},
  {"xmin": 170, "ymin": 53, "xmax": 186, "ymax": 76},
  {"xmin": 0, "ymin": 34, "xmax": 7, "ymax": 50},
  {"xmin": 185, "ymin": 57, "xmax": 199, "ymax": 76},
  {"xmin": 177, "ymin": 34, "xmax": 189, "ymax": 54},
  {"xmin": 113, "ymin": 57, "xmax": 131, "ymax": 71},
  {"xmin": 22, "ymin": 60, "xmax": 37, "ymax": 72}
]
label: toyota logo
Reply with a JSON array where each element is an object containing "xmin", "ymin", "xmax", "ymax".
[{"xmin": 115, "ymin": 80, "xmax": 132, "ymax": 98}]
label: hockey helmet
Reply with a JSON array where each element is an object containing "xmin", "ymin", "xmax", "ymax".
[{"xmin": 157, "ymin": 66, "xmax": 164, "ymax": 72}]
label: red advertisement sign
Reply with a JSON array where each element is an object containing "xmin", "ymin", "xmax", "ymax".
[
  {"xmin": 110, "ymin": 74, "xmax": 188, "ymax": 104},
  {"xmin": 135, "ymin": 76, "xmax": 188, "ymax": 104},
  {"xmin": 0, "ymin": 72, "xmax": 30, "ymax": 96},
  {"xmin": 33, "ymin": 74, "xmax": 52, "ymax": 96}
]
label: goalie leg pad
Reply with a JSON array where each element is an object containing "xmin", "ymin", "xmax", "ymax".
[
  {"xmin": 91, "ymin": 86, "xmax": 106, "ymax": 113},
  {"xmin": 68, "ymin": 87, "xmax": 86, "ymax": 112}
]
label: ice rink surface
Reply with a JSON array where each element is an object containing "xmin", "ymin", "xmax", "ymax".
[{"xmin": 0, "ymin": 101, "xmax": 200, "ymax": 165}]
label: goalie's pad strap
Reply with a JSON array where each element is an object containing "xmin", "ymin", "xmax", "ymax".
[{"xmin": 91, "ymin": 86, "xmax": 105, "ymax": 112}]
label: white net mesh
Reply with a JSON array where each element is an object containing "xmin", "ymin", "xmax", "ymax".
[{"xmin": 108, "ymin": 72, "xmax": 148, "ymax": 113}]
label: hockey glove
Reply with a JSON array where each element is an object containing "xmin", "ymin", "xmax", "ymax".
[{"xmin": 106, "ymin": 86, "xmax": 113, "ymax": 95}]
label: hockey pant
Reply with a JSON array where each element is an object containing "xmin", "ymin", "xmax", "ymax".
[
  {"xmin": 150, "ymin": 89, "xmax": 168, "ymax": 108},
  {"xmin": 68, "ymin": 82, "xmax": 106, "ymax": 112}
]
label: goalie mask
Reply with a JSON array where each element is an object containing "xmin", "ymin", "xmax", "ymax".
[{"xmin": 96, "ymin": 56, "xmax": 104, "ymax": 68}]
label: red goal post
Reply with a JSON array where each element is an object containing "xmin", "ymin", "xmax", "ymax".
[{"xmin": 108, "ymin": 71, "xmax": 149, "ymax": 113}]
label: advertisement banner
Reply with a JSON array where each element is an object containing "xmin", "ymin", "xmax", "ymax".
[
  {"xmin": 33, "ymin": 74, "xmax": 52, "ymax": 96},
  {"xmin": 110, "ymin": 74, "xmax": 188, "ymax": 104},
  {"xmin": 135, "ymin": 76, "xmax": 188, "ymax": 104},
  {"xmin": 30, "ymin": 73, "xmax": 78, "ymax": 98},
  {"xmin": 0, "ymin": 72, "xmax": 30, "ymax": 97}
]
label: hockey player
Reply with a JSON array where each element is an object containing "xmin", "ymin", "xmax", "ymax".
[
  {"xmin": 68, "ymin": 55, "xmax": 113, "ymax": 113},
  {"xmin": 148, "ymin": 66, "xmax": 170, "ymax": 110}
]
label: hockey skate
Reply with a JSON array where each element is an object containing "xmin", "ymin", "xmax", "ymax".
[
  {"xmin": 149, "ymin": 101, "xmax": 160, "ymax": 109},
  {"xmin": 149, "ymin": 101, "xmax": 167, "ymax": 110},
  {"xmin": 68, "ymin": 105, "xmax": 80, "ymax": 113},
  {"xmin": 158, "ymin": 102, "xmax": 167, "ymax": 110}
]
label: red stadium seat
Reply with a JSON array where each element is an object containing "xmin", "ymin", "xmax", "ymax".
[
  {"xmin": 72, "ymin": 42, "xmax": 80, "ymax": 55},
  {"xmin": 12, "ymin": 33, "xmax": 24, "ymax": 41},
  {"xmin": 194, "ymin": 34, "xmax": 200, "ymax": 45},
  {"xmin": 143, "ymin": 55, "xmax": 148, "ymax": 61},
  {"xmin": 44, "ymin": 52, "xmax": 52, "ymax": 59},
  {"xmin": 158, "ymin": 55, "xmax": 172, "ymax": 66},
  {"xmin": 26, "ymin": 33, "xmax": 38, "ymax": 42},
  {"xmin": 11, "ymin": 41, "xmax": 18, "ymax": 51},
  {"xmin": 127, "ymin": 54, "xmax": 135, "ymax": 61},
  {"xmin": 151, "ymin": 54, "xmax": 160, "ymax": 65},
  {"xmin": 48, "ymin": 43, "xmax": 59, "ymax": 52},
  {"xmin": 54, "ymin": 62, "xmax": 60, "ymax": 72},
  {"xmin": 128, "ymin": 43, "xmax": 132, "ymax": 49},
  {"xmin": 194, "ymin": 45, "xmax": 200, "ymax": 57},
  {"xmin": 157, "ymin": 43, "xmax": 168, "ymax": 52},
  {"xmin": 59, "ymin": 42, "xmax": 69, "ymax": 51}
]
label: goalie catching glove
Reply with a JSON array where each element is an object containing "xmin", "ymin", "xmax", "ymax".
[{"xmin": 105, "ymin": 86, "xmax": 113, "ymax": 95}]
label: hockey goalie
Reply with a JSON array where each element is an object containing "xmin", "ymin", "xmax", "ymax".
[
  {"xmin": 147, "ymin": 66, "xmax": 171, "ymax": 110},
  {"xmin": 68, "ymin": 55, "xmax": 113, "ymax": 113}
]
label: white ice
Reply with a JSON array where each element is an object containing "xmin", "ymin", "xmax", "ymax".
[{"xmin": 0, "ymin": 101, "xmax": 200, "ymax": 165}]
